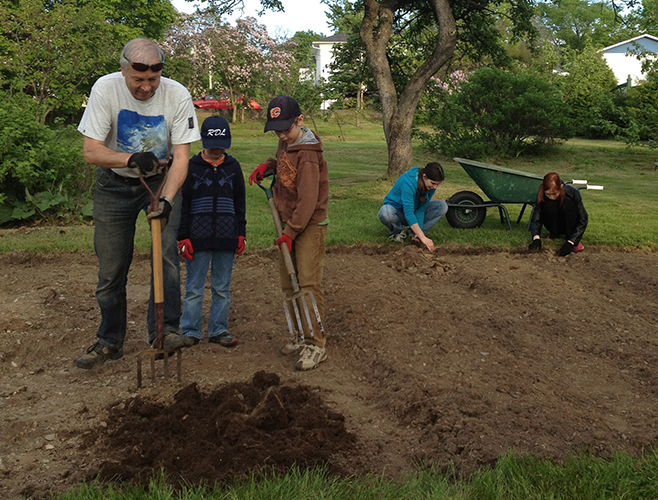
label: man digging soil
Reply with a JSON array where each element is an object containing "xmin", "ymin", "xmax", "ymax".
[{"xmin": 75, "ymin": 38, "xmax": 200, "ymax": 369}]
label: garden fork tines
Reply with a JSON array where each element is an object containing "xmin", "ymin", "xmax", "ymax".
[{"xmin": 256, "ymin": 172, "xmax": 325, "ymax": 346}]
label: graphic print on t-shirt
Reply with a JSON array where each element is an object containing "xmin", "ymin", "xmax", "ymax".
[{"xmin": 117, "ymin": 109, "xmax": 168, "ymax": 158}]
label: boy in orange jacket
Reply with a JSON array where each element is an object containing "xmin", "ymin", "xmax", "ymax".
[{"xmin": 249, "ymin": 95, "xmax": 329, "ymax": 371}]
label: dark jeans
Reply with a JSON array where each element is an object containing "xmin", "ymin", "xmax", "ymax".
[
  {"xmin": 92, "ymin": 167, "xmax": 182, "ymax": 349},
  {"xmin": 541, "ymin": 197, "xmax": 578, "ymax": 240}
]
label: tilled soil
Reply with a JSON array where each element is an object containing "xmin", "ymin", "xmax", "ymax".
[{"xmin": 1, "ymin": 244, "xmax": 658, "ymax": 499}]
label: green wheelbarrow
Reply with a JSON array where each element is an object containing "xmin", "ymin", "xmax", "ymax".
[{"xmin": 446, "ymin": 157, "xmax": 603, "ymax": 230}]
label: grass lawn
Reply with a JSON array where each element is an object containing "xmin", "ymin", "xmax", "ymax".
[
  {"xmin": 58, "ymin": 450, "xmax": 658, "ymax": 499},
  {"xmin": 1, "ymin": 112, "xmax": 657, "ymax": 254}
]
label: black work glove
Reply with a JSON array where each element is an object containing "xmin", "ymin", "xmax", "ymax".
[
  {"xmin": 528, "ymin": 239, "xmax": 542, "ymax": 250},
  {"xmin": 128, "ymin": 152, "xmax": 159, "ymax": 175},
  {"xmin": 147, "ymin": 197, "xmax": 172, "ymax": 229},
  {"xmin": 558, "ymin": 241, "xmax": 574, "ymax": 257}
]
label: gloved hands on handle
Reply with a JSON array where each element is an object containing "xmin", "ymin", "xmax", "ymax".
[
  {"xmin": 249, "ymin": 163, "xmax": 269, "ymax": 185},
  {"xmin": 128, "ymin": 151, "xmax": 160, "ymax": 175},
  {"xmin": 236, "ymin": 236, "xmax": 246, "ymax": 255},
  {"xmin": 146, "ymin": 196, "xmax": 173, "ymax": 229},
  {"xmin": 276, "ymin": 234, "xmax": 293, "ymax": 253},
  {"xmin": 178, "ymin": 239, "xmax": 193, "ymax": 260}
]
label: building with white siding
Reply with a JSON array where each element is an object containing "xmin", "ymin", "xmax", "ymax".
[
  {"xmin": 311, "ymin": 33, "xmax": 348, "ymax": 109},
  {"xmin": 600, "ymin": 34, "xmax": 658, "ymax": 86}
]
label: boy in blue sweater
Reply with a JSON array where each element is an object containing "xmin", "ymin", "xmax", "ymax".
[{"xmin": 177, "ymin": 116, "xmax": 246, "ymax": 346}]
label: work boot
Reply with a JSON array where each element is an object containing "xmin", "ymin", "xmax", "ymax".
[
  {"xmin": 75, "ymin": 342, "xmax": 123, "ymax": 369},
  {"xmin": 295, "ymin": 344, "xmax": 327, "ymax": 371},
  {"xmin": 151, "ymin": 333, "xmax": 195, "ymax": 359},
  {"xmin": 151, "ymin": 332, "xmax": 195, "ymax": 351},
  {"xmin": 280, "ymin": 339, "xmax": 305, "ymax": 356}
]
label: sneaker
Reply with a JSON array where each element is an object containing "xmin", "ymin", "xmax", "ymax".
[
  {"xmin": 295, "ymin": 344, "xmax": 327, "ymax": 371},
  {"xmin": 280, "ymin": 339, "xmax": 305, "ymax": 356},
  {"xmin": 209, "ymin": 333, "xmax": 237, "ymax": 347},
  {"xmin": 389, "ymin": 231, "xmax": 407, "ymax": 243},
  {"xmin": 574, "ymin": 241, "xmax": 584, "ymax": 252},
  {"xmin": 188, "ymin": 337, "xmax": 200, "ymax": 345},
  {"xmin": 75, "ymin": 343, "xmax": 123, "ymax": 369}
]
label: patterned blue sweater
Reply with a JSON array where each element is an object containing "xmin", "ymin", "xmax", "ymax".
[{"xmin": 177, "ymin": 153, "xmax": 246, "ymax": 252}]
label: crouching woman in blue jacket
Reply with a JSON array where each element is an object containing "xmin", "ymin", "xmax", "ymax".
[
  {"xmin": 378, "ymin": 162, "xmax": 448, "ymax": 252},
  {"xmin": 528, "ymin": 172, "xmax": 588, "ymax": 257}
]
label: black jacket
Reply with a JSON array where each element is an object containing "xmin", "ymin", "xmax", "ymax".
[
  {"xmin": 529, "ymin": 184, "xmax": 588, "ymax": 244},
  {"xmin": 178, "ymin": 153, "xmax": 246, "ymax": 252}
]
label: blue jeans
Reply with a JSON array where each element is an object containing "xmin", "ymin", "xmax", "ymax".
[
  {"xmin": 378, "ymin": 200, "xmax": 448, "ymax": 235},
  {"xmin": 92, "ymin": 167, "xmax": 182, "ymax": 349},
  {"xmin": 181, "ymin": 249, "xmax": 235, "ymax": 340}
]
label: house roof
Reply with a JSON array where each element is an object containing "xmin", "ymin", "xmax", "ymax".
[
  {"xmin": 600, "ymin": 34, "xmax": 658, "ymax": 54},
  {"xmin": 313, "ymin": 33, "xmax": 348, "ymax": 44}
]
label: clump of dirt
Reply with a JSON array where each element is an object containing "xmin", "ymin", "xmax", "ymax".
[
  {"xmin": 87, "ymin": 371, "xmax": 355, "ymax": 487},
  {"xmin": 387, "ymin": 247, "xmax": 454, "ymax": 274}
]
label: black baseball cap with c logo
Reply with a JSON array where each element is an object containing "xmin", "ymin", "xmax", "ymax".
[{"xmin": 264, "ymin": 95, "xmax": 302, "ymax": 132}]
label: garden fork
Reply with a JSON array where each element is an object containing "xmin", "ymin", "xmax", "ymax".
[
  {"xmin": 255, "ymin": 172, "xmax": 324, "ymax": 347},
  {"xmin": 136, "ymin": 160, "xmax": 183, "ymax": 388}
]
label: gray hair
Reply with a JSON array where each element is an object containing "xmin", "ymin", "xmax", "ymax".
[{"xmin": 119, "ymin": 38, "xmax": 164, "ymax": 71}]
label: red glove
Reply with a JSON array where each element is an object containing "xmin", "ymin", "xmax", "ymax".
[
  {"xmin": 276, "ymin": 234, "xmax": 293, "ymax": 253},
  {"xmin": 249, "ymin": 163, "xmax": 268, "ymax": 185},
  {"xmin": 178, "ymin": 239, "xmax": 194, "ymax": 260},
  {"xmin": 236, "ymin": 236, "xmax": 246, "ymax": 255}
]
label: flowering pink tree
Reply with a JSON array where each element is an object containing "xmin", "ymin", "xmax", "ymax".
[{"xmin": 164, "ymin": 14, "xmax": 294, "ymax": 122}]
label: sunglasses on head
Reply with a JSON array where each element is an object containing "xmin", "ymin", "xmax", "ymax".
[{"xmin": 126, "ymin": 57, "xmax": 163, "ymax": 72}]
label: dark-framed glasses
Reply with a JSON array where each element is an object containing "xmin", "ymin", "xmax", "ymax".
[{"xmin": 126, "ymin": 58, "xmax": 163, "ymax": 72}]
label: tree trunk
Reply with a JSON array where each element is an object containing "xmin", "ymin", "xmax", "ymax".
[
  {"xmin": 356, "ymin": 83, "xmax": 363, "ymax": 127},
  {"xmin": 309, "ymin": 110, "xmax": 320, "ymax": 135},
  {"xmin": 361, "ymin": 0, "xmax": 457, "ymax": 177},
  {"xmin": 386, "ymin": 109, "xmax": 415, "ymax": 176}
]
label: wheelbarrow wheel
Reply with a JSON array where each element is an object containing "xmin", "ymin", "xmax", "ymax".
[{"xmin": 446, "ymin": 191, "xmax": 487, "ymax": 229}]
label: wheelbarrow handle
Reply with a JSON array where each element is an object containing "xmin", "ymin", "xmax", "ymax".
[{"xmin": 255, "ymin": 173, "xmax": 300, "ymax": 293}]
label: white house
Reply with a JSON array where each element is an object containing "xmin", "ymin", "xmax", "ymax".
[
  {"xmin": 600, "ymin": 34, "xmax": 658, "ymax": 86},
  {"xmin": 311, "ymin": 33, "xmax": 348, "ymax": 109}
]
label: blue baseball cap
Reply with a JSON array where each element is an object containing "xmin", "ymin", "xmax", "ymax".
[{"xmin": 201, "ymin": 115, "xmax": 231, "ymax": 149}]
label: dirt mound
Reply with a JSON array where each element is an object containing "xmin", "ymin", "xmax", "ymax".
[{"xmin": 87, "ymin": 371, "xmax": 355, "ymax": 486}]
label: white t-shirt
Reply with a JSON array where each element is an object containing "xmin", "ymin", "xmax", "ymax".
[{"xmin": 78, "ymin": 72, "xmax": 200, "ymax": 178}]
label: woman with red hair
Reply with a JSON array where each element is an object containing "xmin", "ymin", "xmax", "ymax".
[{"xmin": 528, "ymin": 172, "xmax": 588, "ymax": 257}]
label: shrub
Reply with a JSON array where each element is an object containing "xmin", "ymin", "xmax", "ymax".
[
  {"xmin": 624, "ymin": 74, "xmax": 658, "ymax": 147},
  {"xmin": 556, "ymin": 46, "xmax": 620, "ymax": 138},
  {"xmin": 418, "ymin": 67, "xmax": 573, "ymax": 158},
  {"xmin": 575, "ymin": 89, "xmax": 634, "ymax": 140},
  {"xmin": 0, "ymin": 92, "xmax": 92, "ymax": 225}
]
